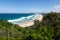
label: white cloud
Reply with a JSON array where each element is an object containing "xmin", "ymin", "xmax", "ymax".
[
  {"xmin": 54, "ymin": 5, "xmax": 60, "ymax": 9},
  {"xmin": 54, "ymin": 5, "xmax": 60, "ymax": 12}
]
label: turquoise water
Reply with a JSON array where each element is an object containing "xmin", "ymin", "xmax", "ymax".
[
  {"xmin": 0, "ymin": 13, "xmax": 34, "ymax": 20},
  {"xmin": 0, "ymin": 13, "xmax": 40, "ymax": 24}
]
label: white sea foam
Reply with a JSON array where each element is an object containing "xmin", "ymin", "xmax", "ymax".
[
  {"xmin": 8, "ymin": 17, "xmax": 25, "ymax": 22},
  {"xmin": 8, "ymin": 14, "xmax": 43, "ymax": 24},
  {"xmin": 26, "ymin": 15, "xmax": 34, "ymax": 19}
]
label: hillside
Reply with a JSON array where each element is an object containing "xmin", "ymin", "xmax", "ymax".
[{"xmin": 0, "ymin": 12, "xmax": 60, "ymax": 40}]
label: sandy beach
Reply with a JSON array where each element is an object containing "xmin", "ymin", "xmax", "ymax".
[
  {"xmin": 18, "ymin": 21, "xmax": 34, "ymax": 27},
  {"xmin": 18, "ymin": 14, "xmax": 43, "ymax": 27}
]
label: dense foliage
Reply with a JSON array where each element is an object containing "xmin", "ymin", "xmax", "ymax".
[{"xmin": 0, "ymin": 12, "xmax": 60, "ymax": 40}]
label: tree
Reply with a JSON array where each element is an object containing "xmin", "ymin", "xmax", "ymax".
[{"xmin": 33, "ymin": 19, "xmax": 40, "ymax": 29}]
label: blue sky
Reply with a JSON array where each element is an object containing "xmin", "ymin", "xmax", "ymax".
[{"xmin": 0, "ymin": 0, "xmax": 60, "ymax": 13}]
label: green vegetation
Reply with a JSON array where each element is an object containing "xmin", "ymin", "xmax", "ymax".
[{"xmin": 0, "ymin": 12, "xmax": 60, "ymax": 40}]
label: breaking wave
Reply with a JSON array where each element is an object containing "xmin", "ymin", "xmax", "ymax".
[{"xmin": 8, "ymin": 14, "xmax": 42, "ymax": 24}]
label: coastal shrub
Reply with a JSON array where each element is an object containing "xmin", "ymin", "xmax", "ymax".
[{"xmin": 0, "ymin": 12, "xmax": 60, "ymax": 40}]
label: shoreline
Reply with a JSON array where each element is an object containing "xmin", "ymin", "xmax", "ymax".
[{"xmin": 18, "ymin": 14, "xmax": 43, "ymax": 27}]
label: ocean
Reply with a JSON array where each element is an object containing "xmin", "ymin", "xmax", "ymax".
[{"xmin": 0, "ymin": 13, "xmax": 41, "ymax": 24}]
